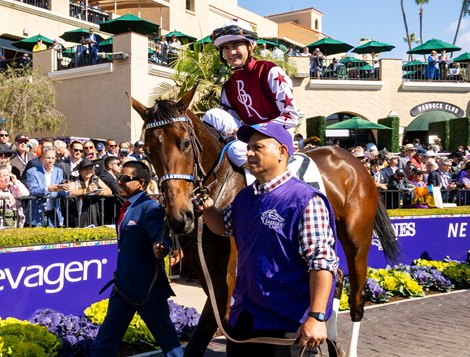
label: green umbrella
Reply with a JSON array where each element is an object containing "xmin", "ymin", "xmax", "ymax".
[
  {"xmin": 402, "ymin": 60, "xmax": 427, "ymax": 70},
  {"xmin": 60, "ymin": 28, "xmax": 106, "ymax": 44},
  {"xmin": 12, "ymin": 34, "xmax": 54, "ymax": 51},
  {"xmin": 166, "ymin": 30, "xmax": 197, "ymax": 43},
  {"xmin": 100, "ymin": 13, "xmax": 159, "ymax": 36},
  {"xmin": 359, "ymin": 64, "xmax": 374, "ymax": 71},
  {"xmin": 257, "ymin": 38, "xmax": 278, "ymax": 47},
  {"xmin": 307, "ymin": 38, "xmax": 353, "ymax": 56},
  {"xmin": 452, "ymin": 52, "xmax": 470, "ymax": 63},
  {"xmin": 339, "ymin": 56, "xmax": 367, "ymax": 66},
  {"xmin": 326, "ymin": 117, "xmax": 391, "ymax": 130},
  {"xmin": 195, "ymin": 35, "xmax": 211, "ymax": 45},
  {"xmin": 407, "ymin": 38, "xmax": 461, "ymax": 54},
  {"xmin": 405, "ymin": 111, "xmax": 457, "ymax": 131},
  {"xmin": 352, "ymin": 40, "xmax": 395, "ymax": 54},
  {"xmin": 402, "ymin": 70, "xmax": 417, "ymax": 79}
]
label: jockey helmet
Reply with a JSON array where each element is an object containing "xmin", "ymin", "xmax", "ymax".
[{"xmin": 211, "ymin": 19, "xmax": 258, "ymax": 49}]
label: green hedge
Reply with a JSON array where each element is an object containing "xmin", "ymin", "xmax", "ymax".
[
  {"xmin": 306, "ymin": 116, "xmax": 326, "ymax": 145},
  {"xmin": 377, "ymin": 116, "xmax": 400, "ymax": 152},
  {"xmin": 448, "ymin": 117, "xmax": 470, "ymax": 150},
  {"xmin": 0, "ymin": 227, "xmax": 116, "ymax": 248}
]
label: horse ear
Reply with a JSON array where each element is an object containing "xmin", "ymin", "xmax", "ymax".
[
  {"xmin": 127, "ymin": 92, "xmax": 148, "ymax": 121},
  {"xmin": 176, "ymin": 84, "xmax": 198, "ymax": 112}
]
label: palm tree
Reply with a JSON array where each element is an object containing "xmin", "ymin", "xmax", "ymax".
[
  {"xmin": 453, "ymin": 0, "xmax": 470, "ymax": 46},
  {"xmin": 415, "ymin": 0, "xmax": 429, "ymax": 45},
  {"xmin": 404, "ymin": 33, "xmax": 419, "ymax": 60},
  {"xmin": 401, "ymin": 0, "xmax": 412, "ymax": 51}
]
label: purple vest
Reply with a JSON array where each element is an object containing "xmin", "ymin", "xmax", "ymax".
[{"xmin": 230, "ymin": 176, "xmax": 336, "ymax": 331}]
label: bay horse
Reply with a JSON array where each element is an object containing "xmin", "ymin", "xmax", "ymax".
[{"xmin": 130, "ymin": 86, "xmax": 400, "ymax": 357}]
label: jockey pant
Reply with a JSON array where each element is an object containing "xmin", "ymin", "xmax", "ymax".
[{"xmin": 203, "ymin": 108, "xmax": 294, "ymax": 168}]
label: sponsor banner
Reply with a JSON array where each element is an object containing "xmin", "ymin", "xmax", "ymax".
[
  {"xmin": 338, "ymin": 216, "xmax": 469, "ymax": 273},
  {"xmin": 1, "ymin": 216, "xmax": 468, "ymax": 320},
  {"xmin": 0, "ymin": 243, "xmax": 117, "ymax": 320}
]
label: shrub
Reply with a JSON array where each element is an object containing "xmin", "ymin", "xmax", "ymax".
[{"xmin": 0, "ymin": 317, "xmax": 61, "ymax": 356}]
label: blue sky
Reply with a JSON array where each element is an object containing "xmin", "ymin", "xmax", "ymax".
[{"xmin": 237, "ymin": 0, "xmax": 470, "ymax": 60}]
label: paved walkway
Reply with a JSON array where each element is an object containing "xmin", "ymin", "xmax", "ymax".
[{"xmin": 144, "ymin": 280, "xmax": 470, "ymax": 356}]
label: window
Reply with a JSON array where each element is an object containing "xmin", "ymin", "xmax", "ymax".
[{"xmin": 186, "ymin": 0, "xmax": 194, "ymax": 11}]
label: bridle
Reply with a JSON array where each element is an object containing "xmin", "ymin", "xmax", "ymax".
[{"xmin": 144, "ymin": 115, "xmax": 209, "ymax": 206}]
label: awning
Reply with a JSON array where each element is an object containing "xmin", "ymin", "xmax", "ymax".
[
  {"xmin": 0, "ymin": 38, "xmax": 26, "ymax": 52},
  {"xmin": 405, "ymin": 111, "xmax": 457, "ymax": 132}
]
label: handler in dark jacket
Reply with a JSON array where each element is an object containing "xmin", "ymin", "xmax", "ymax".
[{"xmin": 91, "ymin": 161, "xmax": 183, "ymax": 357}]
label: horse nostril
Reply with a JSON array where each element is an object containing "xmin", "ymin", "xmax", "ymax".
[{"xmin": 185, "ymin": 209, "xmax": 194, "ymax": 223}]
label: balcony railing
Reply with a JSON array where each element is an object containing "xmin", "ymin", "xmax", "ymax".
[
  {"xmin": 69, "ymin": 1, "xmax": 109, "ymax": 24},
  {"xmin": 57, "ymin": 42, "xmax": 113, "ymax": 70},
  {"xmin": 16, "ymin": 0, "xmax": 49, "ymax": 10},
  {"xmin": 309, "ymin": 58, "xmax": 380, "ymax": 81},
  {"xmin": 402, "ymin": 61, "xmax": 469, "ymax": 82}
]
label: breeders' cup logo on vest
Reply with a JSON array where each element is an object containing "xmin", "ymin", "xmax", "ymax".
[{"xmin": 261, "ymin": 209, "xmax": 285, "ymax": 230}]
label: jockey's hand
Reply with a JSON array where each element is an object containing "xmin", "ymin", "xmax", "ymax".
[
  {"xmin": 195, "ymin": 194, "xmax": 214, "ymax": 212},
  {"xmin": 296, "ymin": 318, "xmax": 327, "ymax": 348},
  {"xmin": 153, "ymin": 242, "xmax": 169, "ymax": 260}
]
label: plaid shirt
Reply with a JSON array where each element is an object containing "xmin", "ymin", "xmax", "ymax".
[{"xmin": 224, "ymin": 170, "xmax": 338, "ymax": 274}]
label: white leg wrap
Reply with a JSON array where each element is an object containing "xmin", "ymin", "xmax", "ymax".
[
  {"xmin": 326, "ymin": 298, "xmax": 340, "ymax": 341},
  {"xmin": 347, "ymin": 321, "xmax": 361, "ymax": 357}
]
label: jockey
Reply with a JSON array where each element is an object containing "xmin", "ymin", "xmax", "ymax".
[{"xmin": 203, "ymin": 18, "xmax": 299, "ymax": 167}]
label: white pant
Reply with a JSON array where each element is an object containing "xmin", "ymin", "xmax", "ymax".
[
  {"xmin": 203, "ymin": 108, "xmax": 247, "ymax": 167},
  {"xmin": 203, "ymin": 108, "xmax": 294, "ymax": 167}
]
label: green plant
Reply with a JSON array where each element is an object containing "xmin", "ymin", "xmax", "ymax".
[
  {"xmin": 368, "ymin": 267, "xmax": 424, "ymax": 297},
  {"xmin": 0, "ymin": 67, "xmax": 65, "ymax": 136},
  {"xmin": 0, "ymin": 317, "xmax": 61, "ymax": 356},
  {"xmin": 387, "ymin": 207, "xmax": 470, "ymax": 216},
  {"xmin": 306, "ymin": 116, "xmax": 326, "ymax": 145},
  {"xmin": 377, "ymin": 116, "xmax": 400, "ymax": 152},
  {"xmin": 0, "ymin": 227, "xmax": 116, "ymax": 248}
]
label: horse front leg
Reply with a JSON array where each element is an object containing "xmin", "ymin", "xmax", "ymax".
[{"xmin": 184, "ymin": 227, "xmax": 232, "ymax": 357}]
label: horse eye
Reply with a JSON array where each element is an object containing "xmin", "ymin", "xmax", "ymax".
[{"xmin": 182, "ymin": 138, "xmax": 191, "ymax": 150}]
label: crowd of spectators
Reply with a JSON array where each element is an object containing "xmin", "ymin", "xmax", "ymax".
[
  {"xmin": 0, "ymin": 129, "xmax": 157, "ymax": 229},
  {"xmin": 295, "ymin": 134, "xmax": 470, "ymax": 209},
  {"xmin": 0, "ymin": 127, "xmax": 469, "ymax": 229}
]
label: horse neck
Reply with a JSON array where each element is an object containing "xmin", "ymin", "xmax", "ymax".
[{"xmin": 188, "ymin": 112, "xmax": 244, "ymax": 207}]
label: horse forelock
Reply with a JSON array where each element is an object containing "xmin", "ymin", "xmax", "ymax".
[{"xmin": 145, "ymin": 99, "xmax": 180, "ymax": 125}]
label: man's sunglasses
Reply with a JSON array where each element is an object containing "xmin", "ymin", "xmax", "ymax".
[
  {"xmin": 117, "ymin": 175, "xmax": 141, "ymax": 184},
  {"xmin": 0, "ymin": 134, "xmax": 8, "ymax": 137},
  {"xmin": 84, "ymin": 146, "xmax": 94, "ymax": 150},
  {"xmin": 211, "ymin": 25, "xmax": 257, "ymax": 41}
]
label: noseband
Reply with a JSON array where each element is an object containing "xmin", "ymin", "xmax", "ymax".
[{"xmin": 144, "ymin": 115, "xmax": 208, "ymax": 205}]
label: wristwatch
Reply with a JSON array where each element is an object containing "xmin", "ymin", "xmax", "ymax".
[{"xmin": 308, "ymin": 311, "xmax": 326, "ymax": 322}]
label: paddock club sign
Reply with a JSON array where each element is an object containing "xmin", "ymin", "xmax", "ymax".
[
  {"xmin": 1, "ymin": 215, "xmax": 469, "ymax": 320},
  {"xmin": 410, "ymin": 101, "xmax": 465, "ymax": 117}
]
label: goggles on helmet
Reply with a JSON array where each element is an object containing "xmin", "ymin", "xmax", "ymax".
[{"xmin": 211, "ymin": 25, "xmax": 257, "ymax": 48}]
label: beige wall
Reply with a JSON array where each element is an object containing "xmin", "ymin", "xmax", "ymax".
[
  {"xmin": 41, "ymin": 32, "xmax": 174, "ymax": 142},
  {"xmin": 33, "ymin": 34, "xmax": 470, "ymax": 143},
  {"xmin": 292, "ymin": 57, "xmax": 470, "ymax": 137}
]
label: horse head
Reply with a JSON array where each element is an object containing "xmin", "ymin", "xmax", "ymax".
[{"xmin": 130, "ymin": 87, "xmax": 203, "ymax": 234}]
